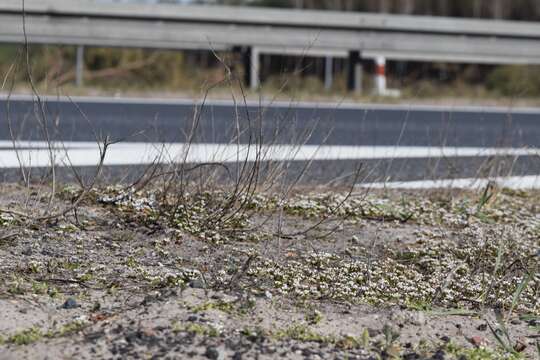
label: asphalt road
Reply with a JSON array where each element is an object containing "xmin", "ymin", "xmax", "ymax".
[
  {"xmin": 2, "ymin": 96, "xmax": 540, "ymax": 147},
  {"xmin": 1, "ymin": 95, "xmax": 539, "ymax": 186}
]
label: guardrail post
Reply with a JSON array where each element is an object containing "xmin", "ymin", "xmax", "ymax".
[
  {"xmin": 76, "ymin": 45, "xmax": 84, "ymax": 87},
  {"xmin": 375, "ymin": 55, "xmax": 387, "ymax": 95},
  {"xmin": 355, "ymin": 62, "xmax": 363, "ymax": 94},
  {"xmin": 324, "ymin": 56, "xmax": 333, "ymax": 90},
  {"xmin": 250, "ymin": 47, "xmax": 260, "ymax": 89},
  {"xmin": 241, "ymin": 46, "xmax": 260, "ymax": 90},
  {"xmin": 347, "ymin": 51, "xmax": 362, "ymax": 93},
  {"xmin": 240, "ymin": 47, "xmax": 250, "ymax": 88}
]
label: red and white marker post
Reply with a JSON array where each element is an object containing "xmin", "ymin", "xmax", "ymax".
[{"xmin": 375, "ymin": 56, "xmax": 387, "ymax": 95}]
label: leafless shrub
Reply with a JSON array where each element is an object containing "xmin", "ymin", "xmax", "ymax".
[{"xmin": 0, "ymin": 0, "xmax": 112, "ymax": 223}]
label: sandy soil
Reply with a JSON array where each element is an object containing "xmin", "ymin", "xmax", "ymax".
[{"xmin": 0, "ymin": 184, "xmax": 538, "ymax": 359}]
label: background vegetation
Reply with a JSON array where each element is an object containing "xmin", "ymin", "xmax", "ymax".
[
  {"xmin": 2, "ymin": 0, "xmax": 540, "ymax": 99},
  {"xmin": 207, "ymin": 0, "xmax": 540, "ymax": 20}
]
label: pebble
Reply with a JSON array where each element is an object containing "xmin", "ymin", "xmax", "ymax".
[
  {"xmin": 403, "ymin": 353, "xmax": 421, "ymax": 360},
  {"xmin": 62, "ymin": 297, "xmax": 79, "ymax": 309},
  {"xmin": 470, "ymin": 335, "xmax": 486, "ymax": 347},
  {"xmin": 514, "ymin": 339, "xmax": 527, "ymax": 352},
  {"xmin": 476, "ymin": 323, "xmax": 487, "ymax": 331},
  {"xmin": 431, "ymin": 349, "xmax": 445, "ymax": 360},
  {"xmin": 204, "ymin": 346, "xmax": 222, "ymax": 360},
  {"xmin": 190, "ymin": 279, "xmax": 206, "ymax": 289}
]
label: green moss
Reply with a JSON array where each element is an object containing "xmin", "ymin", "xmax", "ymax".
[
  {"xmin": 305, "ymin": 309, "xmax": 323, "ymax": 325},
  {"xmin": 31, "ymin": 281, "xmax": 49, "ymax": 295},
  {"xmin": 274, "ymin": 324, "xmax": 329, "ymax": 343},
  {"xmin": 60, "ymin": 261, "xmax": 80, "ymax": 271},
  {"xmin": 8, "ymin": 327, "xmax": 43, "ymax": 345},
  {"xmin": 173, "ymin": 323, "xmax": 220, "ymax": 337},
  {"xmin": 190, "ymin": 300, "xmax": 236, "ymax": 315},
  {"xmin": 240, "ymin": 326, "xmax": 268, "ymax": 341},
  {"xmin": 7, "ymin": 276, "xmax": 26, "ymax": 295},
  {"xmin": 273, "ymin": 323, "xmax": 365, "ymax": 350},
  {"xmin": 52, "ymin": 321, "xmax": 87, "ymax": 337},
  {"xmin": 77, "ymin": 273, "xmax": 94, "ymax": 282},
  {"xmin": 445, "ymin": 341, "xmax": 525, "ymax": 360},
  {"xmin": 125, "ymin": 256, "xmax": 138, "ymax": 268},
  {"xmin": 4, "ymin": 321, "xmax": 89, "ymax": 346}
]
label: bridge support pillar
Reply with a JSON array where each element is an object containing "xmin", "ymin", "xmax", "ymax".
[
  {"xmin": 76, "ymin": 45, "xmax": 84, "ymax": 87},
  {"xmin": 324, "ymin": 56, "xmax": 333, "ymax": 90},
  {"xmin": 347, "ymin": 51, "xmax": 362, "ymax": 93}
]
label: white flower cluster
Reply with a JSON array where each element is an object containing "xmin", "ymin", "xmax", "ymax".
[{"xmin": 248, "ymin": 221, "xmax": 539, "ymax": 312}]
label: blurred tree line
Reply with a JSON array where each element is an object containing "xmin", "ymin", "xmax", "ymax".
[{"xmin": 208, "ymin": 0, "xmax": 540, "ymax": 20}]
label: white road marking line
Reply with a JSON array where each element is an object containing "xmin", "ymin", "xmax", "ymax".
[
  {"xmin": 0, "ymin": 141, "xmax": 538, "ymax": 168},
  {"xmin": 4, "ymin": 94, "xmax": 540, "ymax": 114},
  {"xmin": 359, "ymin": 176, "xmax": 540, "ymax": 190}
]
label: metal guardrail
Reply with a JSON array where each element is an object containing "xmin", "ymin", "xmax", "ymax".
[
  {"xmin": 2, "ymin": 0, "xmax": 540, "ymax": 91},
  {"xmin": 2, "ymin": 0, "xmax": 540, "ymax": 38},
  {"xmin": 2, "ymin": 0, "xmax": 540, "ymax": 64}
]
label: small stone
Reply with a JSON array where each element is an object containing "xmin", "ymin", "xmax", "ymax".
[
  {"xmin": 440, "ymin": 336, "xmax": 450, "ymax": 343},
  {"xmin": 190, "ymin": 279, "xmax": 206, "ymax": 289},
  {"xmin": 139, "ymin": 326, "xmax": 156, "ymax": 337},
  {"xmin": 403, "ymin": 353, "xmax": 420, "ymax": 360},
  {"xmin": 204, "ymin": 347, "xmax": 221, "ymax": 360},
  {"xmin": 514, "ymin": 339, "xmax": 527, "ymax": 353},
  {"xmin": 125, "ymin": 332, "xmax": 138, "ymax": 343},
  {"xmin": 92, "ymin": 301, "xmax": 101, "ymax": 312},
  {"xmin": 476, "ymin": 323, "xmax": 487, "ymax": 331},
  {"xmin": 431, "ymin": 349, "xmax": 445, "ymax": 360},
  {"xmin": 62, "ymin": 297, "xmax": 79, "ymax": 309},
  {"xmin": 470, "ymin": 336, "xmax": 486, "ymax": 347},
  {"xmin": 187, "ymin": 315, "xmax": 198, "ymax": 322},
  {"xmin": 90, "ymin": 313, "xmax": 107, "ymax": 322},
  {"xmin": 141, "ymin": 294, "xmax": 156, "ymax": 305},
  {"xmin": 510, "ymin": 319, "xmax": 521, "ymax": 325}
]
